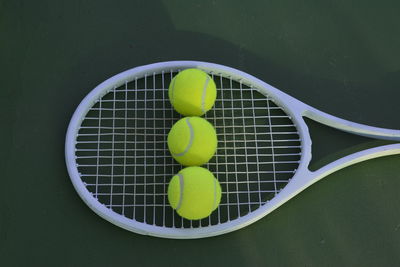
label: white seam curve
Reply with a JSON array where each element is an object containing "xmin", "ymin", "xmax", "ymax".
[
  {"xmin": 213, "ymin": 178, "xmax": 217, "ymax": 210},
  {"xmin": 172, "ymin": 118, "xmax": 194, "ymax": 157},
  {"xmin": 176, "ymin": 174, "xmax": 184, "ymax": 211},
  {"xmin": 201, "ymin": 76, "xmax": 210, "ymax": 113},
  {"xmin": 170, "ymin": 77, "xmax": 176, "ymax": 106}
]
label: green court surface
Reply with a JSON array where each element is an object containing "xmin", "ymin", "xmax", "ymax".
[{"xmin": 1, "ymin": 1, "xmax": 400, "ymax": 266}]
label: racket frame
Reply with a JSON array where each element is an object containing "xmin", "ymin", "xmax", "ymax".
[{"xmin": 65, "ymin": 61, "xmax": 400, "ymax": 238}]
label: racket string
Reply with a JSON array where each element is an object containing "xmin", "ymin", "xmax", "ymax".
[{"xmin": 75, "ymin": 71, "xmax": 301, "ymax": 228}]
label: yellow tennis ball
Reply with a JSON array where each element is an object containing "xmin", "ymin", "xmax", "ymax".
[
  {"xmin": 167, "ymin": 116, "xmax": 217, "ymax": 166},
  {"xmin": 168, "ymin": 68, "xmax": 217, "ymax": 116},
  {"xmin": 168, "ymin": 166, "xmax": 222, "ymax": 220}
]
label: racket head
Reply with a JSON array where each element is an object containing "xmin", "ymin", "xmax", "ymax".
[{"xmin": 65, "ymin": 61, "xmax": 312, "ymax": 238}]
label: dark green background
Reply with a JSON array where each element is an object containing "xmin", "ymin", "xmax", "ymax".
[{"xmin": 1, "ymin": 0, "xmax": 400, "ymax": 266}]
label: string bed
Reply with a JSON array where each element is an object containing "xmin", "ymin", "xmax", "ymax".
[{"xmin": 75, "ymin": 70, "xmax": 301, "ymax": 228}]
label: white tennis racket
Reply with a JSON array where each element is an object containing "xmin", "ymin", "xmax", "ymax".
[{"xmin": 65, "ymin": 61, "xmax": 400, "ymax": 239}]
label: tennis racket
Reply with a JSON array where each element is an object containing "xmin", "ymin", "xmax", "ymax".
[{"xmin": 65, "ymin": 61, "xmax": 400, "ymax": 239}]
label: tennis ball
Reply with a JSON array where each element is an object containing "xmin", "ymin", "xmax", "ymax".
[
  {"xmin": 168, "ymin": 166, "xmax": 222, "ymax": 220},
  {"xmin": 167, "ymin": 116, "xmax": 217, "ymax": 166},
  {"xmin": 168, "ymin": 68, "xmax": 217, "ymax": 116}
]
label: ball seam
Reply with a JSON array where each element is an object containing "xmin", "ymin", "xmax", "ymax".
[
  {"xmin": 201, "ymin": 76, "xmax": 210, "ymax": 114},
  {"xmin": 213, "ymin": 177, "xmax": 217, "ymax": 210},
  {"xmin": 172, "ymin": 117, "xmax": 194, "ymax": 157},
  {"xmin": 175, "ymin": 173, "xmax": 184, "ymax": 211},
  {"xmin": 170, "ymin": 77, "xmax": 176, "ymax": 106}
]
